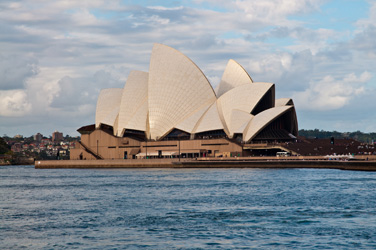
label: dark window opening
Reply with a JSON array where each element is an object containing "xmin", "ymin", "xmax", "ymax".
[
  {"xmin": 233, "ymin": 133, "xmax": 243, "ymax": 142},
  {"xmin": 163, "ymin": 129, "xmax": 190, "ymax": 141},
  {"xmin": 123, "ymin": 129, "xmax": 146, "ymax": 141},
  {"xmin": 100, "ymin": 124, "xmax": 114, "ymax": 135},
  {"xmin": 195, "ymin": 130, "xmax": 227, "ymax": 140}
]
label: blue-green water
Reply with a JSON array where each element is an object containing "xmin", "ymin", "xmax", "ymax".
[{"xmin": 1, "ymin": 165, "xmax": 376, "ymax": 249}]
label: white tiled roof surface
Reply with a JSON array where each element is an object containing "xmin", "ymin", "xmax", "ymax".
[
  {"xmin": 230, "ymin": 109, "xmax": 254, "ymax": 135},
  {"xmin": 125, "ymin": 99, "xmax": 148, "ymax": 132},
  {"xmin": 101, "ymin": 106, "xmax": 120, "ymax": 129},
  {"xmin": 148, "ymin": 43, "xmax": 216, "ymax": 140},
  {"xmin": 194, "ymin": 101, "xmax": 224, "ymax": 134},
  {"xmin": 217, "ymin": 83, "xmax": 274, "ymax": 137},
  {"xmin": 244, "ymin": 105, "xmax": 293, "ymax": 141},
  {"xmin": 176, "ymin": 102, "xmax": 213, "ymax": 133},
  {"xmin": 275, "ymin": 98, "xmax": 293, "ymax": 107},
  {"xmin": 117, "ymin": 70, "xmax": 148, "ymax": 136},
  {"xmin": 216, "ymin": 59, "xmax": 253, "ymax": 97},
  {"xmin": 93, "ymin": 43, "xmax": 297, "ymax": 142},
  {"xmin": 95, "ymin": 88, "xmax": 123, "ymax": 128}
]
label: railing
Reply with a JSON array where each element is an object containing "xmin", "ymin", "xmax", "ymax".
[{"xmin": 78, "ymin": 141, "xmax": 104, "ymax": 159}]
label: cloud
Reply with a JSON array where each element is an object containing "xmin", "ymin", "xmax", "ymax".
[
  {"xmin": 50, "ymin": 70, "xmax": 124, "ymax": 111},
  {"xmin": 350, "ymin": 25, "xmax": 376, "ymax": 58},
  {"xmin": 0, "ymin": 0, "xmax": 375, "ymax": 135},
  {"xmin": 0, "ymin": 90, "xmax": 32, "ymax": 116},
  {"xmin": 234, "ymin": 0, "xmax": 323, "ymax": 22},
  {"xmin": 194, "ymin": 0, "xmax": 323, "ymax": 20},
  {"xmin": 248, "ymin": 49, "xmax": 313, "ymax": 91},
  {"xmin": 292, "ymin": 71, "xmax": 371, "ymax": 110},
  {"xmin": 356, "ymin": 1, "xmax": 376, "ymax": 27},
  {"xmin": 0, "ymin": 54, "xmax": 39, "ymax": 90}
]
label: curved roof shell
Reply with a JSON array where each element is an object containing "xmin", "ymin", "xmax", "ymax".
[
  {"xmin": 275, "ymin": 98, "xmax": 294, "ymax": 107},
  {"xmin": 175, "ymin": 103, "xmax": 213, "ymax": 133},
  {"xmin": 217, "ymin": 83, "xmax": 274, "ymax": 137},
  {"xmin": 230, "ymin": 109, "xmax": 254, "ymax": 134},
  {"xmin": 92, "ymin": 43, "xmax": 298, "ymax": 142},
  {"xmin": 216, "ymin": 59, "xmax": 253, "ymax": 97},
  {"xmin": 193, "ymin": 101, "xmax": 224, "ymax": 134},
  {"xmin": 148, "ymin": 43, "xmax": 216, "ymax": 140},
  {"xmin": 117, "ymin": 70, "xmax": 148, "ymax": 136},
  {"xmin": 125, "ymin": 100, "xmax": 148, "ymax": 132},
  {"xmin": 95, "ymin": 88, "xmax": 123, "ymax": 128},
  {"xmin": 243, "ymin": 105, "xmax": 293, "ymax": 141}
]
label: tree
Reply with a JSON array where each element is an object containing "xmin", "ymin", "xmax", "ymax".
[{"xmin": 0, "ymin": 137, "xmax": 11, "ymax": 154}]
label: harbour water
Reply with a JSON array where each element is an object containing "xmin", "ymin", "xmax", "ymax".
[{"xmin": 1, "ymin": 165, "xmax": 376, "ymax": 249}]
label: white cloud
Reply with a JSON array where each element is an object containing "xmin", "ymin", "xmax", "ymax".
[
  {"xmin": 147, "ymin": 6, "xmax": 184, "ymax": 11},
  {"xmin": 293, "ymin": 71, "xmax": 371, "ymax": 111},
  {"xmin": 356, "ymin": 1, "xmax": 376, "ymax": 27},
  {"xmin": 248, "ymin": 49, "xmax": 313, "ymax": 92},
  {"xmin": 235, "ymin": 0, "xmax": 322, "ymax": 22},
  {"xmin": 71, "ymin": 8, "xmax": 102, "ymax": 26},
  {"xmin": 250, "ymin": 52, "xmax": 292, "ymax": 77},
  {"xmin": 49, "ymin": 70, "xmax": 124, "ymax": 114},
  {"xmin": 0, "ymin": 0, "xmax": 376, "ymax": 135},
  {"xmin": 0, "ymin": 90, "xmax": 32, "ymax": 116}
]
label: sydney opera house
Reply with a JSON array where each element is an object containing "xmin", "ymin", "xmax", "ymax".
[{"xmin": 71, "ymin": 44, "xmax": 298, "ymax": 160}]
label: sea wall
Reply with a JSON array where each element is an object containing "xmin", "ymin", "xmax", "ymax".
[
  {"xmin": 35, "ymin": 158, "xmax": 376, "ymax": 171},
  {"xmin": 35, "ymin": 159, "xmax": 181, "ymax": 169}
]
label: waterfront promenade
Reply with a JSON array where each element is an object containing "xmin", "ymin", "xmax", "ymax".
[{"xmin": 35, "ymin": 155, "xmax": 376, "ymax": 171}]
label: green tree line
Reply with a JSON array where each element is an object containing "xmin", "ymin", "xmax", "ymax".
[
  {"xmin": 0, "ymin": 137, "xmax": 11, "ymax": 154},
  {"xmin": 299, "ymin": 129, "xmax": 376, "ymax": 143}
]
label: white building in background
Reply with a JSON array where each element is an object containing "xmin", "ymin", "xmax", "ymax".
[{"xmin": 72, "ymin": 44, "xmax": 298, "ymax": 160}]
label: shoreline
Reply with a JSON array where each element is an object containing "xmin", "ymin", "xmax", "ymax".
[{"xmin": 35, "ymin": 158, "xmax": 376, "ymax": 171}]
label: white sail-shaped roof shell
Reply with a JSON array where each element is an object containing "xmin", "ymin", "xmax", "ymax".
[
  {"xmin": 100, "ymin": 107, "xmax": 120, "ymax": 129},
  {"xmin": 217, "ymin": 83, "xmax": 274, "ymax": 137},
  {"xmin": 148, "ymin": 43, "xmax": 216, "ymax": 140},
  {"xmin": 216, "ymin": 59, "xmax": 253, "ymax": 97},
  {"xmin": 92, "ymin": 43, "xmax": 298, "ymax": 142},
  {"xmin": 125, "ymin": 99, "xmax": 148, "ymax": 132},
  {"xmin": 117, "ymin": 70, "xmax": 148, "ymax": 136},
  {"xmin": 193, "ymin": 101, "xmax": 224, "ymax": 134},
  {"xmin": 230, "ymin": 109, "xmax": 254, "ymax": 134},
  {"xmin": 244, "ymin": 105, "xmax": 293, "ymax": 142},
  {"xmin": 176, "ymin": 103, "xmax": 213, "ymax": 133},
  {"xmin": 95, "ymin": 88, "xmax": 123, "ymax": 128},
  {"xmin": 275, "ymin": 98, "xmax": 294, "ymax": 107}
]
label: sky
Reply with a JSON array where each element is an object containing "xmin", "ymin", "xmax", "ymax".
[{"xmin": 1, "ymin": 0, "xmax": 376, "ymax": 137}]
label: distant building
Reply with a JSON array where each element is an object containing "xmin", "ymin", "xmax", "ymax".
[
  {"xmin": 34, "ymin": 133, "xmax": 43, "ymax": 142},
  {"xmin": 52, "ymin": 131, "xmax": 63, "ymax": 142},
  {"xmin": 14, "ymin": 134, "xmax": 23, "ymax": 139},
  {"xmin": 11, "ymin": 143, "xmax": 22, "ymax": 153},
  {"xmin": 41, "ymin": 138, "xmax": 52, "ymax": 145}
]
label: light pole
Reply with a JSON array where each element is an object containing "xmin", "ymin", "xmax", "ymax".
[
  {"xmin": 179, "ymin": 138, "xmax": 181, "ymax": 162},
  {"xmin": 96, "ymin": 140, "xmax": 98, "ymax": 157}
]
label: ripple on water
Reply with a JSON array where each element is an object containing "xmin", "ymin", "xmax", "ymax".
[{"xmin": 1, "ymin": 166, "xmax": 376, "ymax": 249}]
